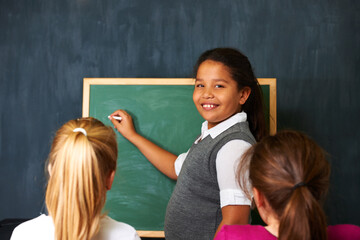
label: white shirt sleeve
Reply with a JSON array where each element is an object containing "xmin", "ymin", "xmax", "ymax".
[
  {"xmin": 216, "ymin": 139, "xmax": 252, "ymax": 208},
  {"xmin": 174, "ymin": 150, "xmax": 189, "ymax": 176}
]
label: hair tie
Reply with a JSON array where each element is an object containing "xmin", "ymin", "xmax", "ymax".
[
  {"xmin": 73, "ymin": 128, "xmax": 87, "ymax": 136},
  {"xmin": 292, "ymin": 182, "xmax": 307, "ymax": 190}
]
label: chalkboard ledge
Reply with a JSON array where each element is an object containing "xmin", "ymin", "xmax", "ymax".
[{"xmin": 137, "ymin": 230, "xmax": 164, "ymax": 238}]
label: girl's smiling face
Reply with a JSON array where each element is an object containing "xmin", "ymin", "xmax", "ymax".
[{"xmin": 193, "ymin": 60, "xmax": 250, "ymax": 129}]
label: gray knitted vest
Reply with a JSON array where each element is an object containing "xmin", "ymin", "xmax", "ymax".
[{"xmin": 164, "ymin": 122, "xmax": 256, "ymax": 240}]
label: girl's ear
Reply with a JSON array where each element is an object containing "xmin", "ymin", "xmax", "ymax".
[
  {"xmin": 106, "ymin": 170, "xmax": 116, "ymax": 190},
  {"xmin": 253, "ymin": 187, "xmax": 265, "ymax": 208},
  {"xmin": 238, "ymin": 87, "xmax": 251, "ymax": 105},
  {"xmin": 47, "ymin": 164, "xmax": 52, "ymax": 177}
]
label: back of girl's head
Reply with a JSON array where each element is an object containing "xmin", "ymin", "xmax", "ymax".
[
  {"xmin": 238, "ymin": 130, "xmax": 330, "ymax": 240},
  {"xmin": 193, "ymin": 47, "xmax": 267, "ymax": 141},
  {"xmin": 45, "ymin": 117, "xmax": 117, "ymax": 240}
]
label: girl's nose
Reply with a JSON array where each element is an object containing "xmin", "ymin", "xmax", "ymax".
[{"xmin": 202, "ymin": 87, "xmax": 214, "ymax": 98}]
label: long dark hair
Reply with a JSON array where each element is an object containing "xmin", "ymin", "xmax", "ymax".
[
  {"xmin": 193, "ymin": 48, "xmax": 266, "ymax": 141},
  {"xmin": 238, "ymin": 130, "xmax": 330, "ymax": 240}
]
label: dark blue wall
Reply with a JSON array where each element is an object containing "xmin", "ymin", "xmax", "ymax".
[{"xmin": 1, "ymin": 0, "xmax": 359, "ymax": 225}]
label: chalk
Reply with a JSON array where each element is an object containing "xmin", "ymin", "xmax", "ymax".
[{"xmin": 108, "ymin": 115, "xmax": 122, "ymax": 121}]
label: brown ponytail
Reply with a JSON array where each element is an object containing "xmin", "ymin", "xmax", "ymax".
[
  {"xmin": 238, "ymin": 130, "xmax": 330, "ymax": 240},
  {"xmin": 279, "ymin": 188, "xmax": 328, "ymax": 240}
]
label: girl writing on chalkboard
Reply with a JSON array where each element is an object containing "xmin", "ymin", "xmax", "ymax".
[
  {"xmin": 110, "ymin": 48, "xmax": 266, "ymax": 239},
  {"xmin": 11, "ymin": 117, "xmax": 140, "ymax": 240},
  {"xmin": 215, "ymin": 130, "xmax": 360, "ymax": 240}
]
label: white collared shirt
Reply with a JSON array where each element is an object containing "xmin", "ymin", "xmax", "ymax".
[
  {"xmin": 174, "ymin": 112, "xmax": 252, "ymax": 208},
  {"xmin": 10, "ymin": 215, "xmax": 140, "ymax": 240}
]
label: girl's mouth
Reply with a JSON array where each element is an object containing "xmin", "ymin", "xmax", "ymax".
[{"xmin": 201, "ymin": 104, "xmax": 218, "ymax": 110}]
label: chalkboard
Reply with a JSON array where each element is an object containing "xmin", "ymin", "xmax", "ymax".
[{"xmin": 82, "ymin": 78, "xmax": 276, "ymax": 237}]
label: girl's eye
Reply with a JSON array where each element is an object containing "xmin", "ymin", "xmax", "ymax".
[
  {"xmin": 215, "ymin": 85, "xmax": 224, "ymax": 88},
  {"xmin": 196, "ymin": 84, "xmax": 204, "ymax": 88}
]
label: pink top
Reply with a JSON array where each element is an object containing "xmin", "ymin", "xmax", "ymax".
[
  {"xmin": 215, "ymin": 224, "xmax": 360, "ymax": 240},
  {"xmin": 328, "ymin": 224, "xmax": 360, "ymax": 240},
  {"xmin": 215, "ymin": 225, "xmax": 276, "ymax": 240}
]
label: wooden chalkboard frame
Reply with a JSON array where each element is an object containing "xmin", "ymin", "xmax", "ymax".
[
  {"xmin": 82, "ymin": 78, "xmax": 276, "ymax": 237},
  {"xmin": 83, "ymin": 78, "xmax": 276, "ymax": 135}
]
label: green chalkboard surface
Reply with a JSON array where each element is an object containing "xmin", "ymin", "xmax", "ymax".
[{"xmin": 82, "ymin": 78, "xmax": 276, "ymax": 237}]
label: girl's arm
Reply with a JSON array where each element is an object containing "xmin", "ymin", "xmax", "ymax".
[
  {"xmin": 109, "ymin": 109, "xmax": 178, "ymax": 180},
  {"xmin": 214, "ymin": 139, "xmax": 252, "ymax": 238},
  {"xmin": 215, "ymin": 205, "xmax": 250, "ymax": 238}
]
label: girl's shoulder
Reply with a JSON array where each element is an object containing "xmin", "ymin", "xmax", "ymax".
[
  {"xmin": 10, "ymin": 215, "xmax": 54, "ymax": 240},
  {"xmin": 94, "ymin": 216, "xmax": 140, "ymax": 240},
  {"xmin": 215, "ymin": 224, "xmax": 276, "ymax": 240},
  {"xmin": 328, "ymin": 224, "xmax": 360, "ymax": 240}
]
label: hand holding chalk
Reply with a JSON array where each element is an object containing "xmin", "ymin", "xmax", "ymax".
[
  {"xmin": 109, "ymin": 110, "xmax": 138, "ymax": 140},
  {"xmin": 108, "ymin": 115, "xmax": 122, "ymax": 121}
]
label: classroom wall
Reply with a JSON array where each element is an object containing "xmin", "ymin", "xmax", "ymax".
[{"xmin": 1, "ymin": 0, "xmax": 359, "ymax": 226}]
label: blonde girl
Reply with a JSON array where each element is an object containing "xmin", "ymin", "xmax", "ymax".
[{"xmin": 11, "ymin": 117, "xmax": 140, "ymax": 240}]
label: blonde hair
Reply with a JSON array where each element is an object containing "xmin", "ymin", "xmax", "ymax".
[
  {"xmin": 238, "ymin": 130, "xmax": 330, "ymax": 240},
  {"xmin": 45, "ymin": 117, "xmax": 117, "ymax": 240}
]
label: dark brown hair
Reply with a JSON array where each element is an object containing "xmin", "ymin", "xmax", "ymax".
[
  {"xmin": 193, "ymin": 47, "xmax": 267, "ymax": 141},
  {"xmin": 238, "ymin": 130, "xmax": 330, "ymax": 240}
]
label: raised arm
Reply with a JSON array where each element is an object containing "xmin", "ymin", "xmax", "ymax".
[{"xmin": 109, "ymin": 109, "xmax": 178, "ymax": 180}]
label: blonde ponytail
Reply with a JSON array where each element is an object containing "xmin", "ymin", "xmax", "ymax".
[{"xmin": 45, "ymin": 118, "xmax": 117, "ymax": 240}]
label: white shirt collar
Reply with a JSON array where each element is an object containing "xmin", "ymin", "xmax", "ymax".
[{"xmin": 195, "ymin": 112, "xmax": 247, "ymax": 143}]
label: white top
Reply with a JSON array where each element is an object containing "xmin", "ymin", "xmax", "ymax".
[
  {"xmin": 10, "ymin": 214, "xmax": 141, "ymax": 240},
  {"xmin": 174, "ymin": 112, "xmax": 252, "ymax": 208}
]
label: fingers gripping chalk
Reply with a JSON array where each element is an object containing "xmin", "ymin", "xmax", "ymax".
[{"xmin": 108, "ymin": 115, "xmax": 122, "ymax": 121}]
